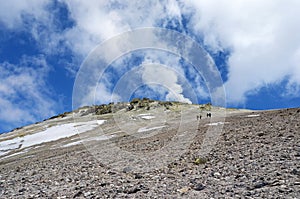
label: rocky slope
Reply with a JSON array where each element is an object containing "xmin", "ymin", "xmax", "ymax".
[{"xmin": 0, "ymin": 101, "xmax": 299, "ymax": 198}]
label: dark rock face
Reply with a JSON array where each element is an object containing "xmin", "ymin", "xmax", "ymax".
[
  {"xmin": 0, "ymin": 108, "xmax": 299, "ymax": 198},
  {"xmin": 78, "ymin": 99, "xmax": 179, "ymax": 116},
  {"xmin": 80, "ymin": 102, "xmax": 129, "ymax": 116}
]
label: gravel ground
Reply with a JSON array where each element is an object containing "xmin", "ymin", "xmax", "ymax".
[{"xmin": 0, "ymin": 107, "xmax": 299, "ymax": 198}]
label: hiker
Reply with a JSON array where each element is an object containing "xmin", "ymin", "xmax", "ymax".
[
  {"xmin": 199, "ymin": 115, "xmax": 202, "ymax": 120},
  {"xmin": 197, "ymin": 115, "xmax": 199, "ymax": 120}
]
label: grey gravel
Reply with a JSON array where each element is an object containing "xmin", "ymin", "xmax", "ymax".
[{"xmin": 0, "ymin": 107, "xmax": 299, "ymax": 198}]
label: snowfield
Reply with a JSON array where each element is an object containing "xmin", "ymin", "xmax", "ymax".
[{"xmin": 0, "ymin": 120, "xmax": 105, "ymax": 156}]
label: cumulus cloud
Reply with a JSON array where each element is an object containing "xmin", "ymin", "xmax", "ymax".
[
  {"xmin": 80, "ymin": 83, "xmax": 121, "ymax": 107},
  {"xmin": 0, "ymin": 0, "xmax": 48, "ymax": 29},
  {"xmin": 185, "ymin": 0, "xmax": 300, "ymax": 104},
  {"xmin": 61, "ymin": 0, "xmax": 170, "ymax": 58},
  {"xmin": 141, "ymin": 63, "xmax": 192, "ymax": 104},
  {"xmin": 62, "ymin": 0, "xmax": 300, "ymax": 105},
  {"xmin": 1, "ymin": 0, "xmax": 300, "ymax": 108},
  {"xmin": 0, "ymin": 56, "xmax": 59, "ymax": 131}
]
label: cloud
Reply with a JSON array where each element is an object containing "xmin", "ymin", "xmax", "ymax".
[
  {"xmin": 61, "ymin": 0, "xmax": 170, "ymax": 60},
  {"xmin": 0, "ymin": 0, "xmax": 75, "ymax": 65},
  {"xmin": 0, "ymin": 56, "xmax": 59, "ymax": 132},
  {"xmin": 0, "ymin": 0, "xmax": 48, "ymax": 29},
  {"xmin": 80, "ymin": 83, "xmax": 121, "ymax": 107},
  {"xmin": 1, "ymin": 0, "xmax": 300, "ymax": 107},
  {"xmin": 141, "ymin": 63, "xmax": 192, "ymax": 104},
  {"xmin": 62, "ymin": 0, "xmax": 300, "ymax": 105},
  {"xmin": 185, "ymin": 0, "xmax": 300, "ymax": 104}
]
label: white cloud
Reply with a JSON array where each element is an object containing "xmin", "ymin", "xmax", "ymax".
[
  {"xmin": 61, "ymin": 0, "xmax": 300, "ymax": 105},
  {"xmin": 80, "ymin": 83, "xmax": 121, "ymax": 107},
  {"xmin": 0, "ymin": 0, "xmax": 48, "ymax": 29},
  {"xmin": 1, "ymin": 0, "xmax": 300, "ymax": 107},
  {"xmin": 185, "ymin": 0, "xmax": 300, "ymax": 104},
  {"xmin": 61, "ymin": 0, "xmax": 169, "ymax": 58},
  {"xmin": 0, "ymin": 56, "xmax": 58, "ymax": 131},
  {"xmin": 142, "ymin": 63, "xmax": 192, "ymax": 104}
]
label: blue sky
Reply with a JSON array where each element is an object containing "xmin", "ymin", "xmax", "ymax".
[{"xmin": 0, "ymin": 0, "xmax": 300, "ymax": 133}]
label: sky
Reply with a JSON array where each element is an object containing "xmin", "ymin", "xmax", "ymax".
[{"xmin": 0, "ymin": 0, "xmax": 300, "ymax": 133}]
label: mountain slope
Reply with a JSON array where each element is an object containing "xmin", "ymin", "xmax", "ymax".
[{"xmin": 0, "ymin": 101, "xmax": 299, "ymax": 198}]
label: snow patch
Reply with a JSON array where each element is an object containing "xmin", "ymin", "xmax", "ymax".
[
  {"xmin": 0, "ymin": 137, "xmax": 23, "ymax": 151},
  {"xmin": 246, "ymin": 114, "xmax": 260, "ymax": 117},
  {"xmin": 206, "ymin": 122, "xmax": 227, "ymax": 126},
  {"xmin": 21, "ymin": 120, "xmax": 103, "ymax": 148},
  {"xmin": 138, "ymin": 126, "xmax": 165, "ymax": 133},
  {"xmin": 0, "ymin": 120, "xmax": 106, "ymax": 156},
  {"xmin": 64, "ymin": 140, "xmax": 83, "ymax": 147},
  {"xmin": 137, "ymin": 114, "xmax": 151, "ymax": 116},
  {"xmin": 141, "ymin": 116, "xmax": 155, "ymax": 120},
  {"xmin": 137, "ymin": 113, "xmax": 156, "ymax": 120},
  {"xmin": 97, "ymin": 120, "xmax": 105, "ymax": 125},
  {"xmin": 0, "ymin": 147, "xmax": 31, "ymax": 160}
]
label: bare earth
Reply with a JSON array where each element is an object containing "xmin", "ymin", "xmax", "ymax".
[{"xmin": 0, "ymin": 105, "xmax": 299, "ymax": 198}]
